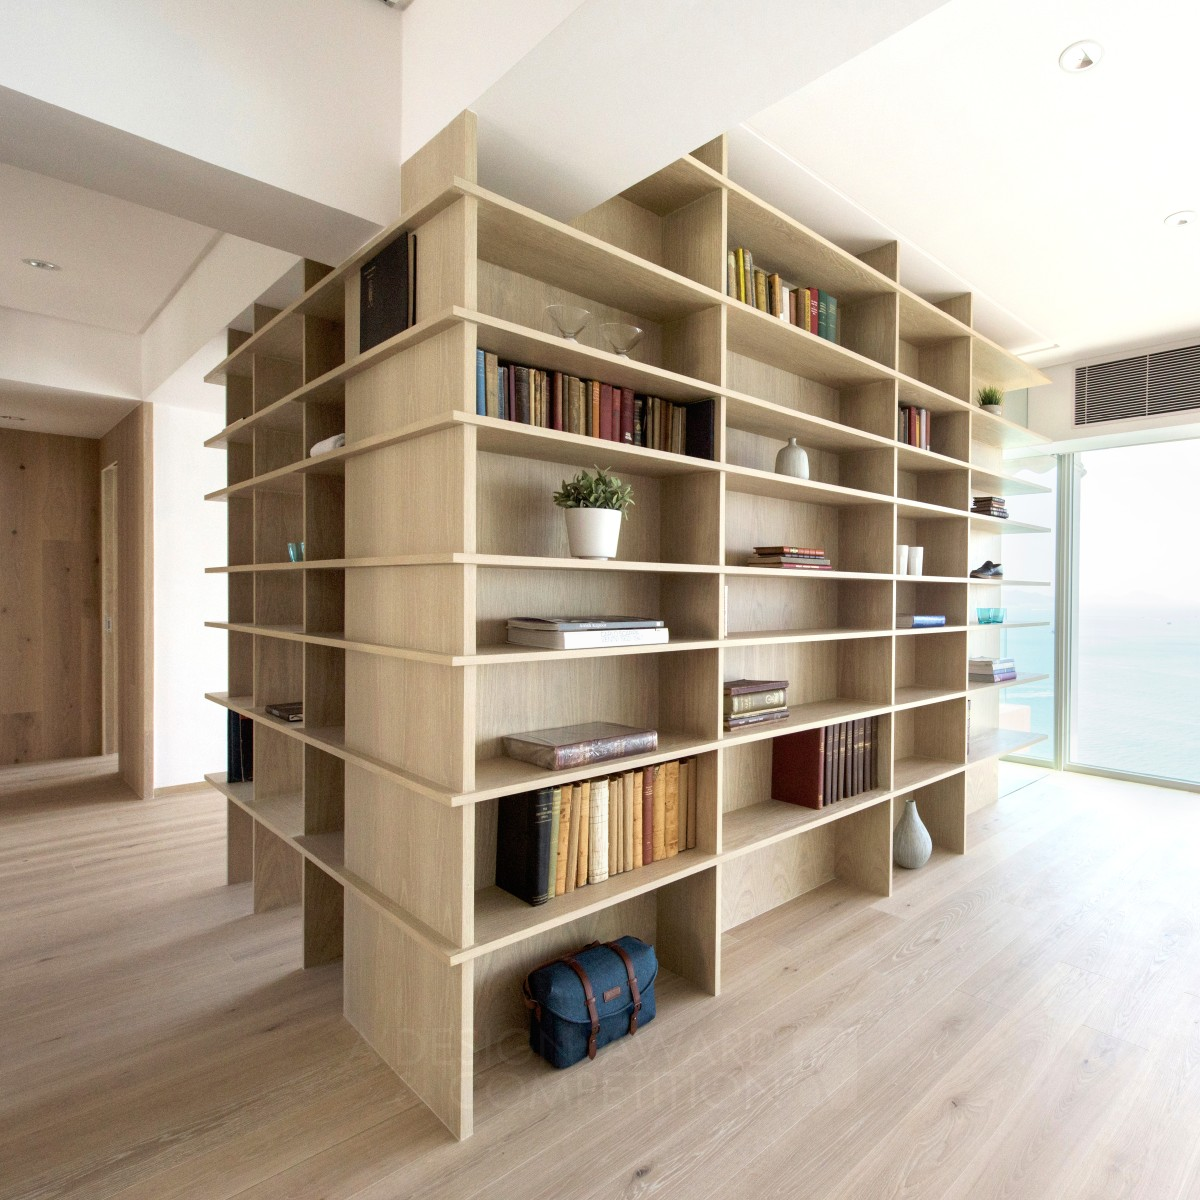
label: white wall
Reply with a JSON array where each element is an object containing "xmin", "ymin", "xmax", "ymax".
[{"xmin": 152, "ymin": 404, "xmax": 228, "ymax": 788}]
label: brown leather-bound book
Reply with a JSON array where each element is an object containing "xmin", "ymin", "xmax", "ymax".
[
  {"xmin": 771, "ymin": 728, "xmax": 824, "ymax": 808},
  {"xmin": 689, "ymin": 757, "xmax": 699, "ymax": 848},
  {"xmin": 608, "ymin": 776, "xmax": 620, "ymax": 876},
  {"xmin": 555, "ymin": 784, "xmax": 572, "ymax": 896},
  {"xmin": 632, "ymin": 770, "xmax": 644, "ymax": 868},
  {"xmin": 564, "ymin": 782, "xmax": 581, "ymax": 893},
  {"xmin": 623, "ymin": 772, "xmax": 635, "ymax": 870},
  {"xmin": 642, "ymin": 767, "xmax": 655, "ymax": 864},
  {"xmin": 590, "ymin": 380, "xmax": 601, "ymax": 438},
  {"xmin": 652, "ymin": 766, "xmax": 667, "ymax": 861},
  {"xmin": 664, "ymin": 760, "xmax": 680, "ymax": 856},
  {"xmin": 576, "ymin": 779, "xmax": 590, "ymax": 888},
  {"xmin": 679, "ymin": 759, "xmax": 692, "ymax": 849}
]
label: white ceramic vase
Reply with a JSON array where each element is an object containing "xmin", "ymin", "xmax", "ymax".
[
  {"xmin": 981, "ymin": 403, "xmax": 1003, "ymax": 418},
  {"xmin": 564, "ymin": 507, "xmax": 622, "ymax": 560},
  {"xmin": 894, "ymin": 798, "xmax": 933, "ymax": 869},
  {"xmin": 774, "ymin": 437, "xmax": 810, "ymax": 479}
]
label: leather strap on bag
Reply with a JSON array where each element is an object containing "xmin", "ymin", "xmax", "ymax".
[
  {"xmin": 562, "ymin": 955, "xmax": 600, "ymax": 1059},
  {"xmin": 605, "ymin": 940, "xmax": 643, "ymax": 1034}
]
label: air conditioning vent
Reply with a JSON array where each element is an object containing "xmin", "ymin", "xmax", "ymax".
[{"xmin": 1075, "ymin": 343, "xmax": 1200, "ymax": 424}]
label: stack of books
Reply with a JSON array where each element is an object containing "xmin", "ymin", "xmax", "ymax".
[
  {"xmin": 724, "ymin": 679, "xmax": 789, "ymax": 731},
  {"xmin": 506, "ymin": 616, "xmax": 667, "ymax": 650},
  {"xmin": 970, "ymin": 656, "xmax": 1017, "ymax": 683},
  {"xmin": 898, "ymin": 405, "xmax": 931, "ymax": 450},
  {"xmin": 770, "ymin": 719, "xmax": 879, "ymax": 809},
  {"xmin": 725, "ymin": 247, "xmax": 839, "ymax": 342},
  {"xmin": 746, "ymin": 545, "xmax": 831, "ymax": 571},
  {"xmin": 503, "ymin": 721, "xmax": 658, "ymax": 770},
  {"xmin": 972, "ymin": 495, "xmax": 1009, "ymax": 519},
  {"xmin": 897, "ymin": 614, "xmax": 947, "ymax": 628},
  {"xmin": 474, "ymin": 351, "xmax": 715, "ymax": 459},
  {"xmin": 494, "ymin": 757, "xmax": 699, "ymax": 905}
]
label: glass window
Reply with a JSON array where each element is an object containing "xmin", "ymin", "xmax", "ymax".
[{"xmin": 1069, "ymin": 440, "xmax": 1200, "ymax": 784}]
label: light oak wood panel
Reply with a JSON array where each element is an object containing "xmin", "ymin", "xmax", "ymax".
[
  {"xmin": 657, "ymin": 866, "xmax": 721, "ymax": 994},
  {"xmin": 858, "ymin": 240, "xmax": 899, "ymax": 280},
  {"xmin": 227, "ymin": 798, "xmax": 254, "ymax": 884},
  {"xmin": 253, "ymin": 822, "xmax": 303, "ymax": 913},
  {"xmin": 304, "ymin": 473, "xmax": 344, "ymax": 563},
  {"xmin": 692, "ymin": 134, "xmax": 727, "ymax": 174},
  {"xmin": 894, "ymin": 697, "xmax": 967, "ymax": 767},
  {"xmin": 225, "ymin": 373, "xmax": 252, "ymax": 426},
  {"xmin": 344, "ymin": 894, "xmax": 473, "ymax": 1139},
  {"xmin": 898, "ymin": 461, "xmax": 969, "ymax": 509},
  {"xmin": 344, "ymin": 763, "xmax": 472, "ymax": 945},
  {"xmin": 895, "ymin": 580, "xmax": 969, "ymax": 628},
  {"xmin": 723, "ymin": 635, "xmax": 892, "ymax": 711},
  {"xmin": 254, "ymin": 636, "xmax": 303, "ymax": 712},
  {"xmin": 664, "ymin": 189, "xmax": 726, "ymax": 293},
  {"xmin": 303, "ymin": 568, "xmax": 344, "ymax": 635},
  {"xmin": 302, "ymin": 857, "xmax": 344, "ymax": 966},
  {"xmin": 570, "ymin": 192, "xmax": 665, "ymax": 266},
  {"xmin": 841, "ymin": 291, "xmax": 898, "ymax": 369},
  {"xmin": 303, "ymin": 743, "xmax": 344, "ymax": 835},
  {"xmin": 619, "ymin": 154, "xmax": 723, "ymax": 216},
  {"xmin": 721, "ymin": 826, "xmax": 836, "ymax": 928},
  {"xmin": 303, "ymin": 641, "xmax": 344, "ymax": 730},
  {"xmin": 302, "ymin": 314, "xmax": 344, "ymax": 384},
  {"xmin": 253, "ymin": 354, "xmax": 303, "ymax": 413},
  {"xmin": 400, "ymin": 108, "xmax": 476, "ymax": 216},
  {"xmin": 346, "ymin": 565, "xmax": 468, "ymax": 656},
  {"xmin": 896, "ymin": 514, "xmax": 968, "ymax": 579},
  {"xmin": 99, "ymin": 403, "xmax": 153, "ymax": 798},
  {"xmin": 725, "ymin": 575, "xmax": 893, "ymax": 637},
  {"xmin": 0, "ymin": 429, "xmax": 101, "ymax": 764},
  {"xmin": 416, "ymin": 194, "xmax": 477, "ymax": 318},
  {"xmin": 894, "ymin": 628, "xmax": 967, "ymax": 697},
  {"xmin": 725, "ymin": 426, "xmax": 892, "ymax": 495}
]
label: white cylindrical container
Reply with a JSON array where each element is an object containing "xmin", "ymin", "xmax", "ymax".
[
  {"xmin": 896, "ymin": 545, "xmax": 910, "ymax": 575},
  {"xmin": 564, "ymin": 507, "xmax": 622, "ymax": 560},
  {"xmin": 908, "ymin": 546, "xmax": 925, "ymax": 576}
]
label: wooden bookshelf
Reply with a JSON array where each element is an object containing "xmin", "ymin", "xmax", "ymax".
[{"xmin": 204, "ymin": 112, "xmax": 1051, "ymax": 1140}]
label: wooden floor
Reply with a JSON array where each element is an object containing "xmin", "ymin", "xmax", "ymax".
[{"xmin": 4, "ymin": 762, "xmax": 1200, "ymax": 1199}]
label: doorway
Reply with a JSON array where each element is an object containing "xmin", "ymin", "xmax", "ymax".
[{"xmin": 101, "ymin": 463, "xmax": 119, "ymax": 757}]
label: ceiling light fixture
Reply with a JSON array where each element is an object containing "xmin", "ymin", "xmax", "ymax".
[
  {"xmin": 1058, "ymin": 40, "xmax": 1103, "ymax": 72},
  {"xmin": 1164, "ymin": 211, "xmax": 1196, "ymax": 227},
  {"xmin": 0, "ymin": 414, "xmax": 29, "ymax": 422},
  {"xmin": 22, "ymin": 257, "xmax": 61, "ymax": 271}
]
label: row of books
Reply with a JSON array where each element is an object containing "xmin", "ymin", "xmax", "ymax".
[
  {"xmin": 726, "ymin": 247, "xmax": 840, "ymax": 343},
  {"xmin": 746, "ymin": 544, "xmax": 832, "ymax": 571},
  {"xmin": 473, "ymin": 350, "xmax": 714, "ymax": 458},
  {"xmin": 724, "ymin": 678, "xmax": 789, "ymax": 731},
  {"xmin": 899, "ymin": 405, "xmax": 932, "ymax": 451},
  {"xmin": 506, "ymin": 616, "xmax": 667, "ymax": 651},
  {"xmin": 771, "ymin": 720, "xmax": 879, "ymax": 809},
  {"xmin": 970, "ymin": 656, "xmax": 1017, "ymax": 682},
  {"xmin": 495, "ymin": 757, "xmax": 699, "ymax": 906},
  {"xmin": 972, "ymin": 495, "xmax": 1009, "ymax": 519}
]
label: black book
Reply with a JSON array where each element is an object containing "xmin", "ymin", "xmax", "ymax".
[
  {"xmin": 227, "ymin": 711, "xmax": 254, "ymax": 783},
  {"xmin": 265, "ymin": 701, "xmax": 303, "ymax": 722},
  {"xmin": 513, "ymin": 365, "xmax": 531, "ymax": 425},
  {"xmin": 684, "ymin": 397, "xmax": 717, "ymax": 461},
  {"xmin": 495, "ymin": 787, "xmax": 555, "ymax": 906},
  {"xmin": 359, "ymin": 234, "xmax": 410, "ymax": 353}
]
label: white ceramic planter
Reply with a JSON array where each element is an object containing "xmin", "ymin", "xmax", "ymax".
[
  {"xmin": 980, "ymin": 403, "xmax": 1004, "ymax": 418},
  {"xmin": 564, "ymin": 507, "xmax": 622, "ymax": 560}
]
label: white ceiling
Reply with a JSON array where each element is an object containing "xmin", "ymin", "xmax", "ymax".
[
  {"xmin": 743, "ymin": 0, "xmax": 1200, "ymax": 368},
  {"xmin": 0, "ymin": 162, "xmax": 217, "ymax": 335},
  {"xmin": 0, "ymin": 380, "xmax": 136, "ymax": 438}
]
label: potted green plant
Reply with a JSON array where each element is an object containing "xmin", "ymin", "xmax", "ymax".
[
  {"xmin": 553, "ymin": 466, "xmax": 634, "ymax": 559},
  {"xmin": 977, "ymin": 385, "xmax": 1005, "ymax": 416}
]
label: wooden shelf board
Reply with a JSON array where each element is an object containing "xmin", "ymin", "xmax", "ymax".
[
  {"xmin": 970, "ymin": 465, "xmax": 1051, "ymax": 497},
  {"xmin": 618, "ymin": 155, "xmax": 724, "ymax": 217},
  {"xmin": 968, "ymin": 515, "xmax": 1050, "ymax": 535},
  {"xmin": 896, "ymin": 444, "xmax": 970, "ymax": 474},
  {"xmin": 468, "ymin": 308, "xmax": 718, "ymax": 404},
  {"xmin": 969, "ymin": 409, "xmax": 1051, "ymax": 450},
  {"xmin": 968, "ymin": 672, "xmax": 1048, "ymax": 694},
  {"xmin": 724, "ymin": 626, "xmax": 894, "ymax": 646},
  {"xmin": 723, "ymin": 392, "xmax": 894, "ymax": 454},
  {"xmin": 969, "ymin": 621, "xmax": 1050, "ymax": 631},
  {"xmin": 724, "ymin": 182, "xmax": 895, "ymax": 303},
  {"xmin": 896, "ymin": 290, "xmax": 970, "ymax": 346},
  {"xmin": 722, "ymin": 788, "xmax": 892, "ymax": 858},
  {"xmin": 463, "ymin": 554, "xmax": 720, "ymax": 575},
  {"xmin": 896, "ymin": 376, "xmax": 972, "ymax": 416},
  {"xmin": 295, "ymin": 831, "xmax": 345, "ymax": 874},
  {"xmin": 462, "ymin": 637, "xmax": 718, "ymax": 666},
  {"xmin": 893, "ymin": 686, "xmax": 966, "ymax": 710},
  {"xmin": 972, "ymin": 337, "xmax": 1052, "ymax": 394},
  {"xmin": 896, "ymin": 497, "xmax": 967, "ymax": 522},
  {"xmin": 463, "ymin": 849, "xmax": 718, "ymax": 963},
  {"xmin": 723, "ymin": 567, "xmax": 891, "ymax": 583},
  {"xmin": 968, "ymin": 729, "xmax": 1047, "ymax": 764},
  {"xmin": 205, "ymin": 773, "xmax": 304, "ymax": 841},
  {"xmin": 205, "ymin": 394, "xmax": 306, "ymax": 449},
  {"xmin": 469, "ymin": 181, "xmax": 719, "ymax": 324},
  {"xmin": 892, "ymin": 756, "xmax": 965, "ymax": 793},
  {"xmin": 724, "ymin": 462, "xmax": 893, "ymax": 508},
  {"xmin": 894, "ymin": 625, "xmax": 969, "ymax": 636},
  {"xmin": 720, "ymin": 698, "xmax": 892, "ymax": 749},
  {"xmin": 968, "ymin": 577, "xmax": 1050, "ymax": 588},
  {"xmin": 725, "ymin": 301, "xmax": 896, "ymax": 389}
]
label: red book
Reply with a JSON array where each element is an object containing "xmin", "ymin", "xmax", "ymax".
[
  {"xmin": 753, "ymin": 545, "xmax": 824, "ymax": 557},
  {"xmin": 620, "ymin": 388, "xmax": 634, "ymax": 444},
  {"xmin": 641, "ymin": 766, "xmax": 655, "ymax": 866},
  {"xmin": 808, "ymin": 289, "xmax": 819, "ymax": 334},
  {"xmin": 599, "ymin": 384, "xmax": 613, "ymax": 441},
  {"xmin": 610, "ymin": 386, "xmax": 621, "ymax": 442},
  {"xmin": 771, "ymin": 728, "xmax": 824, "ymax": 809},
  {"xmin": 552, "ymin": 372, "xmax": 563, "ymax": 431},
  {"xmin": 908, "ymin": 406, "xmax": 918, "ymax": 447}
]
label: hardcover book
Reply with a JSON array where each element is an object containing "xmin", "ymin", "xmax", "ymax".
[
  {"xmin": 724, "ymin": 709, "xmax": 788, "ymax": 730},
  {"xmin": 359, "ymin": 234, "xmax": 411, "ymax": 354},
  {"xmin": 507, "ymin": 617, "xmax": 665, "ymax": 631},
  {"xmin": 771, "ymin": 728, "xmax": 825, "ymax": 809},
  {"xmin": 502, "ymin": 722, "xmax": 658, "ymax": 770},
  {"xmin": 641, "ymin": 766, "xmax": 655, "ymax": 865},
  {"xmin": 896, "ymin": 614, "xmax": 947, "ymax": 628},
  {"xmin": 495, "ymin": 788, "xmax": 554, "ymax": 906},
  {"xmin": 724, "ymin": 678, "xmax": 789, "ymax": 696},
  {"xmin": 265, "ymin": 701, "xmax": 303, "ymax": 722},
  {"xmin": 588, "ymin": 777, "xmax": 609, "ymax": 884},
  {"xmin": 227, "ymin": 711, "xmax": 254, "ymax": 783},
  {"xmin": 505, "ymin": 627, "xmax": 669, "ymax": 650}
]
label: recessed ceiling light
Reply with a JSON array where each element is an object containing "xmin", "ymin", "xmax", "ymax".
[
  {"xmin": 1164, "ymin": 211, "xmax": 1196, "ymax": 227},
  {"xmin": 1059, "ymin": 40, "xmax": 1103, "ymax": 72},
  {"xmin": 21, "ymin": 257, "xmax": 61, "ymax": 271}
]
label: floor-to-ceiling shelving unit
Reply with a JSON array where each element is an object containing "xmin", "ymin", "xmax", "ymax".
[{"xmin": 203, "ymin": 111, "xmax": 1050, "ymax": 1138}]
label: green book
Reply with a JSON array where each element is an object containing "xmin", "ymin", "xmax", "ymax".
[
  {"xmin": 827, "ymin": 294, "xmax": 838, "ymax": 343},
  {"xmin": 818, "ymin": 290, "xmax": 829, "ymax": 340},
  {"xmin": 546, "ymin": 787, "xmax": 562, "ymax": 899}
]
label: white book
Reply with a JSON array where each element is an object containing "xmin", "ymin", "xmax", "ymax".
[
  {"xmin": 588, "ymin": 778, "xmax": 609, "ymax": 884},
  {"xmin": 506, "ymin": 627, "xmax": 670, "ymax": 650}
]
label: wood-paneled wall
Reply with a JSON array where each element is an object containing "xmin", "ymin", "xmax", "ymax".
[
  {"xmin": 100, "ymin": 405, "xmax": 154, "ymax": 798},
  {"xmin": 0, "ymin": 429, "xmax": 102, "ymax": 763}
]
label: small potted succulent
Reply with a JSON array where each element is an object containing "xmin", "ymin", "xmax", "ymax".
[
  {"xmin": 977, "ymin": 385, "xmax": 1004, "ymax": 416},
  {"xmin": 553, "ymin": 466, "xmax": 634, "ymax": 560}
]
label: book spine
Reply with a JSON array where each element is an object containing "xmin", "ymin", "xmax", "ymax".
[
  {"xmin": 632, "ymin": 770, "xmax": 644, "ymax": 869},
  {"xmin": 576, "ymin": 780, "xmax": 590, "ymax": 888},
  {"xmin": 727, "ymin": 249, "xmax": 737, "ymax": 297},
  {"xmin": 555, "ymin": 786, "xmax": 571, "ymax": 896},
  {"xmin": 599, "ymin": 383, "xmax": 613, "ymax": 441},
  {"xmin": 808, "ymin": 289, "xmax": 819, "ymax": 335},
  {"xmin": 547, "ymin": 787, "xmax": 561, "ymax": 898},
  {"xmin": 552, "ymin": 371, "xmax": 563, "ymax": 431},
  {"xmin": 736, "ymin": 247, "xmax": 746, "ymax": 303},
  {"xmin": 623, "ymin": 771, "xmax": 635, "ymax": 872},
  {"xmin": 590, "ymin": 380, "xmax": 601, "ymax": 439},
  {"xmin": 475, "ymin": 349, "xmax": 486, "ymax": 417},
  {"xmin": 827, "ymin": 294, "xmax": 838, "ymax": 343},
  {"xmin": 768, "ymin": 273, "xmax": 782, "ymax": 318},
  {"xmin": 663, "ymin": 760, "xmax": 680, "ymax": 857},
  {"xmin": 742, "ymin": 249, "xmax": 754, "ymax": 302},
  {"xmin": 642, "ymin": 766, "xmax": 655, "ymax": 866},
  {"xmin": 724, "ymin": 688, "xmax": 787, "ymax": 715},
  {"xmin": 620, "ymin": 387, "xmax": 634, "ymax": 444},
  {"xmin": 564, "ymin": 782, "xmax": 581, "ymax": 893},
  {"xmin": 686, "ymin": 757, "xmax": 698, "ymax": 849},
  {"xmin": 588, "ymin": 778, "xmax": 608, "ymax": 885},
  {"xmin": 652, "ymin": 767, "xmax": 667, "ymax": 862},
  {"xmin": 679, "ymin": 759, "xmax": 692, "ymax": 850},
  {"xmin": 754, "ymin": 268, "xmax": 768, "ymax": 312},
  {"xmin": 608, "ymin": 777, "xmax": 620, "ymax": 876},
  {"xmin": 818, "ymin": 290, "xmax": 829, "ymax": 339}
]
